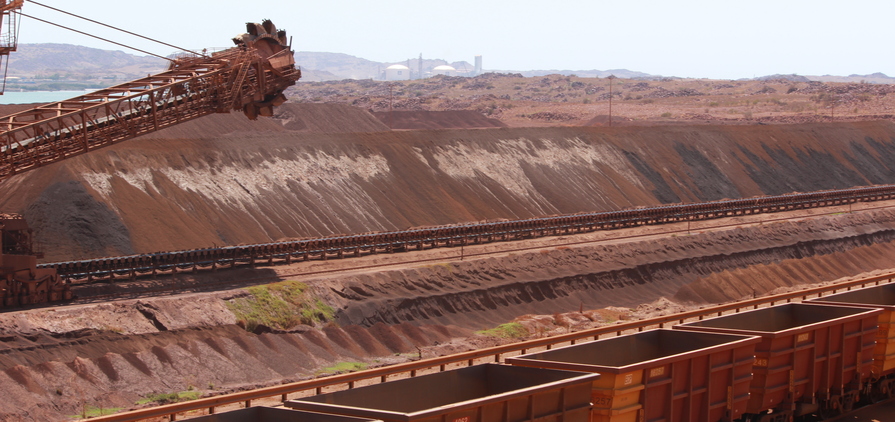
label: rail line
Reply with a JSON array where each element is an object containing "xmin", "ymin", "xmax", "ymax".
[
  {"xmin": 80, "ymin": 272, "xmax": 895, "ymax": 422},
  {"xmin": 43, "ymin": 184, "xmax": 895, "ymax": 285}
]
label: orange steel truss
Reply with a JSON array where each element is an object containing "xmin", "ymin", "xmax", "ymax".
[
  {"xmin": 0, "ymin": 0, "xmax": 21, "ymax": 52},
  {"xmin": 0, "ymin": 43, "xmax": 300, "ymax": 181},
  {"xmin": 0, "ymin": 18, "xmax": 300, "ymax": 308},
  {"xmin": 0, "ymin": 0, "xmax": 22, "ymax": 94}
]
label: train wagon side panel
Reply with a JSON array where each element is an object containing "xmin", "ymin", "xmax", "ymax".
[
  {"xmin": 809, "ymin": 283, "xmax": 895, "ymax": 377},
  {"xmin": 286, "ymin": 364, "xmax": 598, "ymax": 422},
  {"xmin": 506, "ymin": 329, "xmax": 760, "ymax": 422},
  {"xmin": 675, "ymin": 303, "xmax": 881, "ymax": 417},
  {"xmin": 187, "ymin": 407, "xmax": 383, "ymax": 422}
]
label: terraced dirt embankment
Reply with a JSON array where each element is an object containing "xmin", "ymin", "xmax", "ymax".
[
  {"xmin": 322, "ymin": 206, "xmax": 895, "ymax": 328},
  {"xmin": 1, "ymin": 103, "xmax": 895, "ymax": 262},
  {"xmin": 3, "ymin": 205, "xmax": 895, "ymax": 421}
]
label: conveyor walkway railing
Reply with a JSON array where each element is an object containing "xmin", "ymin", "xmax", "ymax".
[{"xmin": 44, "ymin": 184, "xmax": 895, "ymax": 284}]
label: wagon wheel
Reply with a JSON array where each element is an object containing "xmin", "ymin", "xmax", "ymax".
[
  {"xmin": 768, "ymin": 412, "xmax": 792, "ymax": 422},
  {"xmin": 841, "ymin": 393, "xmax": 856, "ymax": 413},
  {"xmin": 816, "ymin": 400, "xmax": 840, "ymax": 420},
  {"xmin": 868, "ymin": 385, "xmax": 885, "ymax": 403},
  {"xmin": 870, "ymin": 380, "xmax": 895, "ymax": 403}
]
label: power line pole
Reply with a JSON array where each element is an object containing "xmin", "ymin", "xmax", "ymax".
[{"xmin": 608, "ymin": 75, "xmax": 616, "ymax": 127}]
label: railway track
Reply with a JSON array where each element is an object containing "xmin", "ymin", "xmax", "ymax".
[
  {"xmin": 80, "ymin": 272, "xmax": 895, "ymax": 422},
  {"xmin": 43, "ymin": 184, "xmax": 895, "ymax": 285}
]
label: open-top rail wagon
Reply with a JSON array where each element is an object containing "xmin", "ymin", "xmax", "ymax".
[{"xmin": 675, "ymin": 303, "xmax": 881, "ymax": 421}]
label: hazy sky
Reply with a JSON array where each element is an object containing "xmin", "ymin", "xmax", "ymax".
[{"xmin": 14, "ymin": 0, "xmax": 894, "ymax": 80}]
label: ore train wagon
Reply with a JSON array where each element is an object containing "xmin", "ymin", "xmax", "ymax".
[
  {"xmin": 808, "ymin": 283, "xmax": 895, "ymax": 402},
  {"xmin": 196, "ymin": 285, "xmax": 895, "ymax": 422},
  {"xmin": 286, "ymin": 364, "xmax": 598, "ymax": 422},
  {"xmin": 676, "ymin": 303, "xmax": 882, "ymax": 421},
  {"xmin": 507, "ymin": 329, "xmax": 761, "ymax": 422}
]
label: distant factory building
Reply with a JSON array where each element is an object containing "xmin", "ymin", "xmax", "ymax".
[
  {"xmin": 385, "ymin": 64, "xmax": 411, "ymax": 81},
  {"xmin": 432, "ymin": 65, "xmax": 457, "ymax": 76},
  {"xmin": 382, "ymin": 55, "xmax": 482, "ymax": 80}
]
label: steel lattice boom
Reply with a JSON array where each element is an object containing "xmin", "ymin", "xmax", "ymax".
[
  {"xmin": 0, "ymin": 19, "xmax": 300, "ymax": 307},
  {"xmin": 0, "ymin": 0, "xmax": 23, "ymax": 94},
  {"xmin": 0, "ymin": 21, "xmax": 301, "ymax": 182}
]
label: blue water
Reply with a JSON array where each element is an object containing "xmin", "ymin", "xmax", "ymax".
[{"xmin": 0, "ymin": 90, "xmax": 94, "ymax": 104}]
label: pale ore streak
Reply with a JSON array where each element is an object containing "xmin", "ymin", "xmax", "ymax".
[
  {"xmin": 80, "ymin": 151, "xmax": 392, "ymax": 231},
  {"xmin": 426, "ymin": 137, "xmax": 643, "ymax": 201}
]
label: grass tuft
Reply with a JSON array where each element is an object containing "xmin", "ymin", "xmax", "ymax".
[
  {"xmin": 70, "ymin": 405, "xmax": 123, "ymax": 419},
  {"xmin": 317, "ymin": 361, "xmax": 368, "ymax": 375},
  {"xmin": 136, "ymin": 391, "xmax": 202, "ymax": 406},
  {"xmin": 227, "ymin": 280, "xmax": 335, "ymax": 332},
  {"xmin": 475, "ymin": 322, "xmax": 529, "ymax": 339}
]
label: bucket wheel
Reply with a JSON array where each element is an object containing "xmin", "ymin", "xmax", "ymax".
[{"xmin": 231, "ymin": 20, "xmax": 296, "ymax": 120}]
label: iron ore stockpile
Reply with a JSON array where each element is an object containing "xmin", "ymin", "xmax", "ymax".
[{"xmin": 6, "ymin": 120, "xmax": 895, "ymax": 263}]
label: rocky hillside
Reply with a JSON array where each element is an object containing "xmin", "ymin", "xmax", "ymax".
[
  {"xmin": 5, "ymin": 43, "xmax": 166, "ymax": 90},
  {"xmin": 1, "ymin": 104, "xmax": 895, "ymax": 262},
  {"xmin": 8, "ymin": 44, "xmax": 164, "ymax": 76},
  {"xmin": 287, "ymin": 73, "xmax": 895, "ymax": 127}
]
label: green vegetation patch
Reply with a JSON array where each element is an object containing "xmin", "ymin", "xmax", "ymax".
[
  {"xmin": 227, "ymin": 280, "xmax": 334, "ymax": 332},
  {"xmin": 136, "ymin": 390, "xmax": 202, "ymax": 406},
  {"xmin": 476, "ymin": 322, "xmax": 529, "ymax": 339},
  {"xmin": 422, "ymin": 262, "xmax": 454, "ymax": 271},
  {"xmin": 318, "ymin": 361, "xmax": 368, "ymax": 375},
  {"xmin": 70, "ymin": 405, "xmax": 124, "ymax": 419}
]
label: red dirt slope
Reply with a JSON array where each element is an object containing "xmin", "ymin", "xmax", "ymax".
[
  {"xmin": 0, "ymin": 293, "xmax": 467, "ymax": 421},
  {"xmin": 2, "ymin": 105, "xmax": 895, "ymax": 261}
]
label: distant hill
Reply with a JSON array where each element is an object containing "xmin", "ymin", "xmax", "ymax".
[
  {"xmin": 6, "ymin": 44, "xmax": 892, "ymax": 88},
  {"xmin": 754, "ymin": 74, "xmax": 812, "ymax": 82},
  {"xmin": 808, "ymin": 73, "xmax": 895, "ymax": 84},
  {"xmin": 293, "ymin": 52, "xmax": 651, "ymax": 81},
  {"xmin": 508, "ymin": 69, "xmax": 658, "ymax": 79},
  {"xmin": 294, "ymin": 51, "xmax": 476, "ymax": 81},
  {"xmin": 753, "ymin": 72, "xmax": 894, "ymax": 85},
  {"xmin": 293, "ymin": 51, "xmax": 383, "ymax": 80},
  {"xmin": 8, "ymin": 43, "xmax": 166, "ymax": 78}
]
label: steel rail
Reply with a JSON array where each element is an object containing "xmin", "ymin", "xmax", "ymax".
[
  {"xmin": 44, "ymin": 184, "xmax": 895, "ymax": 283},
  {"xmin": 79, "ymin": 272, "xmax": 895, "ymax": 422}
]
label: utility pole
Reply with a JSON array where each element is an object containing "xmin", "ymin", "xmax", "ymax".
[
  {"xmin": 830, "ymin": 93, "xmax": 835, "ymax": 121},
  {"xmin": 388, "ymin": 83, "xmax": 394, "ymax": 130},
  {"xmin": 608, "ymin": 75, "xmax": 616, "ymax": 127}
]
